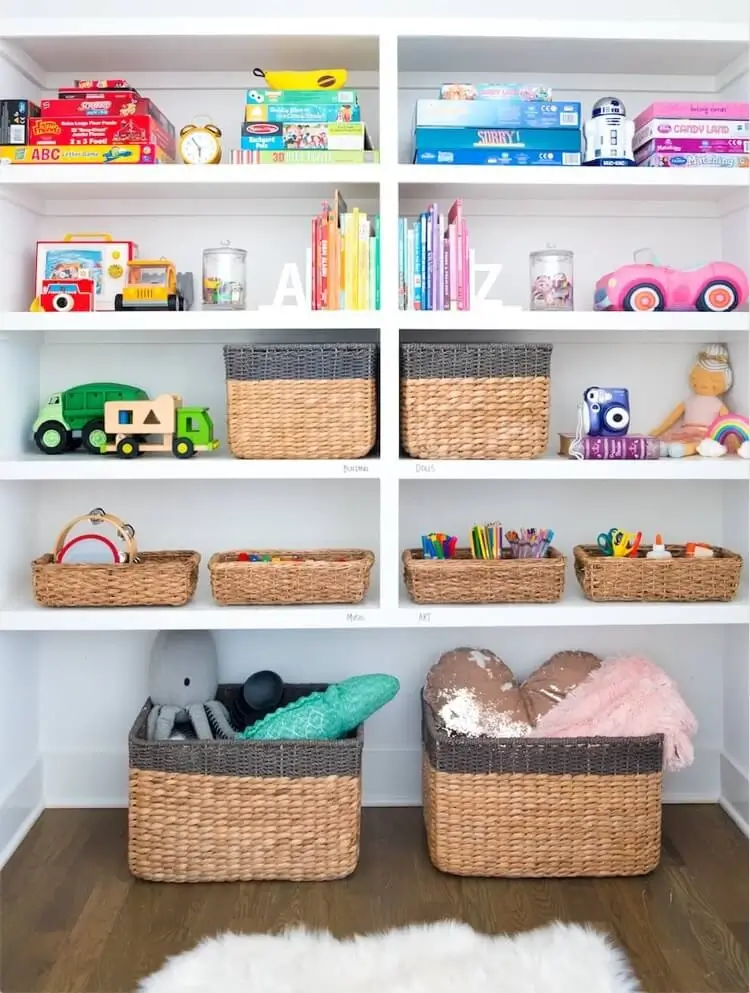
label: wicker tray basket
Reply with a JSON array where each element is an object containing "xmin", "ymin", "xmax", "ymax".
[
  {"xmin": 400, "ymin": 343, "xmax": 552, "ymax": 460},
  {"xmin": 574, "ymin": 544, "xmax": 743, "ymax": 602},
  {"xmin": 209, "ymin": 549, "xmax": 375, "ymax": 605},
  {"xmin": 402, "ymin": 548, "xmax": 565, "ymax": 603},
  {"xmin": 422, "ymin": 695, "xmax": 663, "ymax": 877},
  {"xmin": 31, "ymin": 509, "xmax": 199, "ymax": 608},
  {"xmin": 224, "ymin": 343, "xmax": 377, "ymax": 460},
  {"xmin": 129, "ymin": 684, "xmax": 363, "ymax": 882}
]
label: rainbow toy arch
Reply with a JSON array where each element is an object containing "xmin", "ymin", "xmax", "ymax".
[{"xmin": 705, "ymin": 413, "xmax": 750, "ymax": 447}]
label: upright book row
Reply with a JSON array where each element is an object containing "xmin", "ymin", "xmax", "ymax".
[
  {"xmin": 311, "ymin": 191, "xmax": 381, "ymax": 311},
  {"xmin": 398, "ymin": 199, "xmax": 469, "ymax": 311}
]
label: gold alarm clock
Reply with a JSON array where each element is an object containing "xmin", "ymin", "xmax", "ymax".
[{"xmin": 178, "ymin": 123, "xmax": 223, "ymax": 165}]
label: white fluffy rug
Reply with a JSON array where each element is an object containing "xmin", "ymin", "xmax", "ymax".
[{"xmin": 138, "ymin": 920, "xmax": 640, "ymax": 993}]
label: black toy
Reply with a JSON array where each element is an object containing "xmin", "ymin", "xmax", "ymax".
[{"xmin": 230, "ymin": 670, "xmax": 284, "ymax": 730}]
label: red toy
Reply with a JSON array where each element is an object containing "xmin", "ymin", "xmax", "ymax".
[
  {"xmin": 595, "ymin": 258, "xmax": 749, "ymax": 312},
  {"xmin": 40, "ymin": 278, "xmax": 95, "ymax": 312}
]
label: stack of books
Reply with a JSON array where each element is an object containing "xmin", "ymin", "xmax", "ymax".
[
  {"xmin": 311, "ymin": 191, "xmax": 380, "ymax": 310},
  {"xmin": 232, "ymin": 88, "xmax": 377, "ymax": 164},
  {"xmin": 633, "ymin": 101, "xmax": 750, "ymax": 168},
  {"xmin": 413, "ymin": 83, "xmax": 581, "ymax": 167},
  {"xmin": 398, "ymin": 199, "xmax": 469, "ymax": 311}
]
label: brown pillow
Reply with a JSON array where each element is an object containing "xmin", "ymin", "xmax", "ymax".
[
  {"xmin": 521, "ymin": 651, "xmax": 601, "ymax": 726},
  {"xmin": 424, "ymin": 647, "xmax": 531, "ymax": 737}
]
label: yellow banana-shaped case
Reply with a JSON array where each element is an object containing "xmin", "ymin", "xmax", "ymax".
[{"xmin": 253, "ymin": 67, "xmax": 348, "ymax": 90}]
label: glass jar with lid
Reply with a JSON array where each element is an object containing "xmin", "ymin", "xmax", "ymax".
[
  {"xmin": 529, "ymin": 246, "xmax": 574, "ymax": 311},
  {"xmin": 202, "ymin": 242, "xmax": 247, "ymax": 310}
]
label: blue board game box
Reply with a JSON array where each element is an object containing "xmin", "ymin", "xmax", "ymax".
[
  {"xmin": 414, "ymin": 126, "xmax": 581, "ymax": 152},
  {"xmin": 414, "ymin": 149, "xmax": 581, "ymax": 166},
  {"xmin": 416, "ymin": 99, "xmax": 581, "ymax": 129}
]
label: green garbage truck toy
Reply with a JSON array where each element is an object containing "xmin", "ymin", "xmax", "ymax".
[{"xmin": 32, "ymin": 382, "xmax": 149, "ymax": 455}]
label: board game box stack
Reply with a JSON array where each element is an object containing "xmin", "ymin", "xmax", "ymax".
[
  {"xmin": 398, "ymin": 199, "xmax": 469, "ymax": 310},
  {"xmin": 413, "ymin": 83, "xmax": 582, "ymax": 166},
  {"xmin": 633, "ymin": 101, "xmax": 750, "ymax": 168},
  {"xmin": 0, "ymin": 79, "xmax": 176, "ymax": 165},
  {"xmin": 231, "ymin": 87, "xmax": 378, "ymax": 164},
  {"xmin": 310, "ymin": 190, "xmax": 380, "ymax": 309}
]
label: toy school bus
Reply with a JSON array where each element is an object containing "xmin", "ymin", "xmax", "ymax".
[
  {"xmin": 114, "ymin": 259, "xmax": 187, "ymax": 311},
  {"xmin": 101, "ymin": 393, "xmax": 219, "ymax": 458}
]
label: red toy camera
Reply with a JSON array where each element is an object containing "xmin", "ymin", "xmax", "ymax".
[{"xmin": 40, "ymin": 278, "xmax": 95, "ymax": 312}]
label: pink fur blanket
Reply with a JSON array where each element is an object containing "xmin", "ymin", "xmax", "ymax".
[{"xmin": 531, "ymin": 655, "xmax": 697, "ymax": 771}]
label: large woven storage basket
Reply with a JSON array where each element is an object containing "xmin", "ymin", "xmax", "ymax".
[
  {"xmin": 224, "ymin": 343, "xmax": 377, "ymax": 459},
  {"xmin": 400, "ymin": 343, "xmax": 552, "ymax": 460},
  {"xmin": 403, "ymin": 547, "xmax": 565, "ymax": 603},
  {"xmin": 422, "ymin": 696, "xmax": 663, "ymax": 878},
  {"xmin": 209, "ymin": 549, "xmax": 375, "ymax": 605},
  {"xmin": 129, "ymin": 684, "xmax": 363, "ymax": 882},
  {"xmin": 574, "ymin": 544, "xmax": 743, "ymax": 602}
]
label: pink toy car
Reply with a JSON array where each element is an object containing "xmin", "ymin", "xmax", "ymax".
[{"xmin": 594, "ymin": 261, "xmax": 749, "ymax": 312}]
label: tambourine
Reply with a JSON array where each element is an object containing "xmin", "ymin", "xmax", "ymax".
[{"xmin": 54, "ymin": 507, "xmax": 139, "ymax": 565}]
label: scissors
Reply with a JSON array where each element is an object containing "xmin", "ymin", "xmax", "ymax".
[{"xmin": 597, "ymin": 528, "xmax": 642, "ymax": 558}]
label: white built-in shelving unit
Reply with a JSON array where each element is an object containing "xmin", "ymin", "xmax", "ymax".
[{"xmin": 0, "ymin": 16, "xmax": 748, "ymax": 866}]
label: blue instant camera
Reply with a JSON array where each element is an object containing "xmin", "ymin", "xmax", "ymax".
[{"xmin": 583, "ymin": 387, "xmax": 631, "ymax": 436}]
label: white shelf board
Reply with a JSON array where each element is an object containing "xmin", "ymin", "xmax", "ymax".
[
  {"xmin": 0, "ymin": 310, "xmax": 382, "ymax": 344},
  {"xmin": 1, "ymin": 589, "xmax": 746, "ymax": 631},
  {"xmin": 399, "ymin": 310, "xmax": 750, "ymax": 344},
  {"xmin": 0, "ymin": 18, "xmax": 381, "ymax": 73},
  {"xmin": 2, "ymin": 310, "xmax": 746, "ymax": 346},
  {"xmin": 397, "ymin": 20, "xmax": 748, "ymax": 76},
  {"xmin": 0, "ymin": 454, "xmax": 379, "ymax": 481},
  {"xmin": 397, "ymin": 594, "xmax": 750, "ymax": 627},
  {"xmin": 2, "ymin": 16, "xmax": 746, "ymax": 77},
  {"xmin": 0, "ymin": 593, "xmax": 381, "ymax": 632},
  {"xmin": 2, "ymin": 455, "xmax": 743, "ymax": 483},
  {"xmin": 398, "ymin": 456, "xmax": 750, "ymax": 480},
  {"xmin": 0, "ymin": 164, "xmax": 380, "ymax": 202},
  {"xmin": 399, "ymin": 166, "xmax": 750, "ymax": 202}
]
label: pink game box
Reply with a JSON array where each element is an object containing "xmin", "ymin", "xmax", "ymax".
[
  {"xmin": 639, "ymin": 151, "xmax": 749, "ymax": 168},
  {"xmin": 634, "ymin": 102, "xmax": 749, "ymax": 131},
  {"xmin": 635, "ymin": 137, "xmax": 750, "ymax": 162},
  {"xmin": 634, "ymin": 118, "xmax": 750, "ymax": 149}
]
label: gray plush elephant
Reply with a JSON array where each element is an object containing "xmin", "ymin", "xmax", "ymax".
[{"xmin": 146, "ymin": 630, "xmax": 237, "ymax": 741}]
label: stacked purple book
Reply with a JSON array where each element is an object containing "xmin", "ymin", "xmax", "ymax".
[{"xmin": 570, "ymin": 435, "xmax": 661, "ymax": 460}]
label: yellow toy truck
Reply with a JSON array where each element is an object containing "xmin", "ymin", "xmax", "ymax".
[
  {"xmin": 100, "ymin": 394, "xmax": 219, "ymax": 458},
  {"xmin": 114, "ymin": 259, "xmax": 193, "ymax": 311}
]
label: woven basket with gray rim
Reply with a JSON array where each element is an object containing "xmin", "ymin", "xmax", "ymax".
[
  {"xmin": 422, "ymin": 694, "xmax": 663, "ymax": 878},
  {"xmin": 128, "ymin": 683, "xmax": 363, "ymax": 882},
  {"xmin": 401, "ymin": 343, "xmax": 552, "ymax": 460},
  {"xmin": 224, "ymin": 343, "xmax": 377, "ymax": 459}
]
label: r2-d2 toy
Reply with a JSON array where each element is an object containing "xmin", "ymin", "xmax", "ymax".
[{"xmin": 583, "ymin": 97, "xmax": 635, "ymax": 167}]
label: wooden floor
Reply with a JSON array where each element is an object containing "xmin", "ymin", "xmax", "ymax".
[{"xmin": 0, "ymin": 805, "xmax": 747, "ymax": 993}]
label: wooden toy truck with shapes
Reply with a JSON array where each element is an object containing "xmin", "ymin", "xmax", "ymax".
[
  {"xmin": 33, "ymin": 382, "xmax": 149, "ymax": 454},
  {"xmin": 114, "ymin": 259, "xmax": 189, "ymax": 311},
  {"xmin": 101, "ymin": 394, "xmax": 219, "ymax": 458}
]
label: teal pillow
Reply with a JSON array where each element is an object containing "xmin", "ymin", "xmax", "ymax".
[{"xmin": 239, "ymin": 674, "xmax": 400, "ymax": 741}]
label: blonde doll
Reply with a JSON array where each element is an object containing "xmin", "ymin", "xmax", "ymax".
[{"xmin": 651, "ymin": 344, "xmax": 732, "ymax": 457}]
